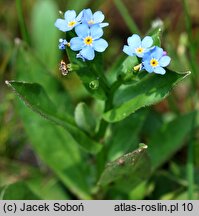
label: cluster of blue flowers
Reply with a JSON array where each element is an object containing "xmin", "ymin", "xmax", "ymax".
[
  {"xmin": 55, "ymin": 9, "xmax": 108, "ymax": 61},
  {"xmin": 55, "ymin": 9, "xmax": 171, "ymax": 75},
  {"xmin": 123, "ymin": 34, "xmax": 171, "ymax": 75}
]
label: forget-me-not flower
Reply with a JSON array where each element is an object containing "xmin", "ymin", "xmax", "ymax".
[
  {"xmin": 70, "ymin": 24, "xmax": 108, "ymax": 61},
  {"xmin": 58, "ymin": 39, "xmax": 68, "ymax": 50},
  {"xmin": 123, "ymin": 34, "xmax": 153, "ymax": 58},
  {"xmin": 55, "ymin": 10, "xmax": 83, "ymax": 32},
  {"xmin": 142, "ymin": 46, "xmax": 171, "ymax": 75},
  {"xmin": 81, "ymin": 9, "xmax": 109, "ymax": 28},
  {"xmin": 76, "ymin": 53, "xmax": 86, "ymax": 62}
]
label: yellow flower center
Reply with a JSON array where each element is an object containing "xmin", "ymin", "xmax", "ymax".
[
  {"xmin": 84, "ymin": 36, "xmax": 93, "ymax": 45},
  {"xmin": 136, "ymin": 47, "xmax": 144, "ymax": 54},
  {"xmin": 68, "ymin": 20, "xmax": 76, "ymax": 27},
  {"xmin": 150, "ymin": 58, "xmax": 159, "ymax": 67},
  {"xmin": 88, "ymin": 20, "xmax": 94, "ymax": 25}
]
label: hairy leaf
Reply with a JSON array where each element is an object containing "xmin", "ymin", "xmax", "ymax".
[
  {"xmin": 75, "ymin": 102, "xmax": 96, "ymax": 135},
  {"xmin": 103, "ymin": 70, "xmax": 190, "ymax": 122},
  {"xmin": 6, "ymin": 81, "xmax": 102, "ymax": 154},
  {"xmin": 98, "ymin": 144, "xmax": 150, "ymax": 192}
]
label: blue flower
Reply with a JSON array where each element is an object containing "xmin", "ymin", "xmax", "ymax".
[
  {"xmin": 142, "ymin": 46, "xmax": 171, "ymax": 75},
  {"xmin": 81, "ymin": 9, "xmax": 109, "ymax": 28},
  {"xmin": 70, "ymin": 24, "xmax": 108, "ymax": 61},
  {"xmin": 123, "ymin": 34, "xmax": 153, "ymax": 58},
  {"xmin": 58, "ymin": 39, "xmax": 68, "ymax": 50},
  {"xmin": 76, "ymin": 53, "xmax": 86, "ymax": 62},
  {"xmin": 54, "ymin": 10, "xmax": 82, "ymax": 32}
]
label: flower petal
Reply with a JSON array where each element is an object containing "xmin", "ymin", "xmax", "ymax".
[
  {"xmin": 80, "ymin": 46, "xmax": 95, "ymax": 60},
  {"xmin": 75, "ymin": 24, "xmax": 89, "ymax": 38},
  {"xmin": 64, "ymin": 10, "xmax": 76, "ymax": 22},
  {"xmin": 100, "ymin": 23, "xmax": 109, "ymax": 27},
  {"xmin": 141, "ymin": 36, "xmax": 153, "ymax": 48},
  {"xmin": 76, "ymin": 10, "xmax": 83, "ymax": 21},
  {"xmin": 93, "ymin": 11, "xmax": 105, "ymax": 23},
  {"xmin": 54, "ymin": 19, "xmax": 69, "ymax": 32},
  {"xmin": 151, "ymin": 46, "xmax": 163, "ymax": 59},
  {"xmin": 70, "ymin": 37, "xmax": 84, "ymax": 51},
  {"xmin": 127, "ymin": 34, "xmax": 141, "ymax": 48},
  {"xmin": 82, "ymin": 9, "xmax": 92, "ymax": 22},
  {"xmin": 90, "ymin": 25, "xmax": 103, "ymax": 39},
  {"xmin": 93, "ymin": 39, "xmax": 108, "ymax": 52},
  {"xmin": 142, "ymin": 51, "xmax": 151, "ymax": 61},
  {"xmin": 143, "ymin": 60, "xmax": 154, "ymax": 73},
  {"xmin": 159, "ymin": 56, "xmax": 171, "ymax": 67},
  {"xmin": 123, "ymin": 45, "xmax": 134, "ymax": 56},
  {"xmin": 154, "ymin": 66, "xmax": 166, "ymax": 75},
  {"xmin": 76, "ymin": 53, "xmax": 86, "ymax": 62}
]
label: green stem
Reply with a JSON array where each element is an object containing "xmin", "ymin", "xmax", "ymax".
[
  {"xmin": 95, "ymin": 97, "xmax": 112, "ymax": 181},
  {"xmin": 187, "ymin": 140, "xmax": 194, "ymax": 199},
  {"xmin": 187, "ymin": 110, "xmax": 196, "ymax": 199},
  {"xmin": 95, "ymin": 96, "xmax": 112, "ymax": 141},
  {"xmin": 182, "ymin": 0, "xmax": 197, "ymax": 200},
  {"xmin": 95, "ymin": 80, "xmax": 122, "ymax": 181},
  {"xmin": 16, "ymin": 0, "xmax": 31, "ymax": 45},
  {"xmin": 96, "ymin": 80, "xmax": 122, "ymax": 140},
  {"xmin": 113, "ymin": 0, "xmax": 141, "ymax": 34},
  {"xmin": 182, "ymin": 0, "xmax": 198, "ymax": 84}
]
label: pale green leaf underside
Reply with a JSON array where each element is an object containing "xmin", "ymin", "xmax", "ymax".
[{"xmin": 97, "ymin": 144, "xmax": 150, "ymax": 191}]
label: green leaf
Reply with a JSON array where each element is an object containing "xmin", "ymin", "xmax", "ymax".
[
  {"xmin": 107, "ymin": 110, "xmax": 148, "ymax": 161},
  {"xmin": 103, "ymin": 70, "xmax": 190, "ymax": 122},
  {"xmin": 148, "ymin": 112, "xmax": 197, "ymax": 170},
  {"xmin": 97, "ymin": 144, "xmax": 151, "ymax": 192},
  {"xmin": 1, "ymin": 182, "xmax": 40, "ymax": 200},
  {"xmin": 27, "ymin": 177, "xmax": 70, "ymax": 200},
  {"xmin": 31, "ymin": 0, "xmax": 59, "ymax": 70},
  {"xmin": 122, "ymin": 56, "xmax": 139, "ymax": 73},
  {"xmin": 6, "ymin": 81, "xmax": 102, "ymax": 154},
  {"xmin": 67, "ymin": 0, "xmax": 91, "ymax": 11},
  {"xmin": 75, "ymin": 102, "xmax": 96, "ymax": 135},
  {"xmin": 66, "ymin": 46, "xmax": 109, "ymax": 100},
  {"xmin": 151, "ymin": 28, "xmax": 162, "ymax": 46},
  {"xmin": 11, "ymin": 44, "xmax": 92, "ymax": 199},
  {"xmin": 15, "ymin": 98, "xmax": 92, "ymax": 199},
  {"xmin": 14, "ymin": 45, "xmax": 74, "ymax": 116},
  {"xmin": 106, "ymin": 55, "xmax": 126, "ymax": 83},
  {"xmin": 0, "ymin": 158, "xmax": 69, "ymax": 200}
]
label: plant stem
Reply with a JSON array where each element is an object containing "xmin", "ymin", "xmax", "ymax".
[
  {"xmin": 113, "ymin": 0, "xmax": 141, "ymax": 34},
  {"xmin": 16, "ymin": 0, "xmax": 31, "ymax": 45},
  {"xmin": 95, "ymin": 96, "xmax": 112, "ymax": 141},
  {"xmin": 187, "ymin": 92, "xmax": 198, "ymax": 199},
  {"xmin": 94, "ymin": 97, "xmax": 112, "ymax": 181},
  {"xmin": 182, "ymin": 0, "xmax": 198, "ymax": 84},
  {"xmin": 182, "ymin": 0, "xmax": 198, "ymax": 200},
  {"xmin": 96, "ymin": 80, "xmax": 122, "ymax": 141},
  {"xmin": 95, "ymin": 80, "xmax": 122, "ymax": 182},
  {"xmin": 187, "ymin": 140, "xmax": 194, "ymax": 199},
  {"xmin": 187, "ymin": 110, "xmax": 196, "ymax": 199}
]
